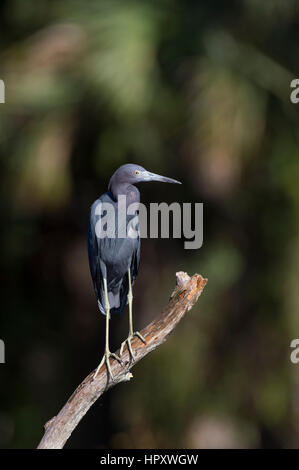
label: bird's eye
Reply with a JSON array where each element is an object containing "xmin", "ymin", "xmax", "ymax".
[{"xmin": 134, "ymin": 170, "xmax": 140, "ymax": 176}]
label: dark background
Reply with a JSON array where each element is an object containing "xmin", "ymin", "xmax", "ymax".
[{"xmin": 1, "ymin": 0, "xmax": 299, "ymax": 449}]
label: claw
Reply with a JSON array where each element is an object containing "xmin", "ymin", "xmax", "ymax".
[
  {"xmin": 120, "ymin": 331, "xmax": 146, "ymax": 361},
  {"xmin": 93, "ymin": 350, "xmax": 123, "ymax": 382},
  {"xmin": 135, "ymin": 331, "xmax": 146, "ymax": 344}
]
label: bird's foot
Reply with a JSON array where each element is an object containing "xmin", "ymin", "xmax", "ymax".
[
  {"xmin": 93, "ymin": 350, "xmax": 122, "ymax": 382},
  {"xmin": 120, "ymin": 331, "xmax": 146, "ymax": 362}
]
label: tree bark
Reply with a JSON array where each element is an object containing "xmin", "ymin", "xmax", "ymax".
[{"xmin": 37, "ymin": 271, "xmax": 208, "ymax": 449}]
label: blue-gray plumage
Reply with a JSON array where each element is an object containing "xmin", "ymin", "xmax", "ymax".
[
  {"xmin": 88, "ymin": 190, "xmax": 140, "ymax": 316},
  {"xmin": 88, "ymin": 163, "xmax": 181, "ymax": 380}
]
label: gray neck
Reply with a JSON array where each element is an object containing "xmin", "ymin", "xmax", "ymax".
[{"xmin": 108, "ymin": 181, "xmax": 140, "ymax": 206}]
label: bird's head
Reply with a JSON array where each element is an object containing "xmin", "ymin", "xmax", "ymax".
[{"xmin": 109, "ymin": 163, "xmax": 182, "ymax": 189}]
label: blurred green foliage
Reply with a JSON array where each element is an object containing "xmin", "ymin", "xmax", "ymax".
[{"xmin": 1, "ymin": 0, "xmax": 299, "ymax": 449}]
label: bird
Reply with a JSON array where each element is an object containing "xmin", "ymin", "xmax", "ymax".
[{"xmin": 88, "ymin": 163, "xmax": 181, "ymax": 380}]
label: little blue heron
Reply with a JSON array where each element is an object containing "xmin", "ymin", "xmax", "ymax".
[{"xmin": 88, "ymin": 163, "xmax": 181, "ymax": 380}]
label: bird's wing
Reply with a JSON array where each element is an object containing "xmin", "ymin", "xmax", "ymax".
[
  {"xmin": 88, "ymin": 197, "xmax": 103, "ymax": 311},
  {"xmin": 88, "ymin": 192, "xmax": 142, "ymax": 315},
  {"xmin": 131, "ymin": 225, "xmax": 140, "ymax": 285},
  {"xmin": 115, "ymin": 232, "xmax": 140, "ymax": 316},
  {"xmin": 88, "ymin": 192, "xmax": 117, "ymax": 311},
  {"xmin": 88, "ymin": 203, "xmax": 97, "ymax": 282}
]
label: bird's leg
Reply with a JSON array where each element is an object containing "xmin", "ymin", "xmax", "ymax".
[
  {"xmin": 120, "ymin": 268, "xmax": 146, "ymax": 361},
  {"xmin": 94, "ymin": 278, "xmax": 122, "ymax": 381}
]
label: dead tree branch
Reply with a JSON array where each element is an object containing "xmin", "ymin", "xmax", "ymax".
[{"xmin": 37, "ymin": 271, "xmax": 208, "ymax": 449}]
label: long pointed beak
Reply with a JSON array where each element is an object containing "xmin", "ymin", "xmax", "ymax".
[{"xmin": 145, "ymin": 171, "xmax": 182, "ymax": 184}]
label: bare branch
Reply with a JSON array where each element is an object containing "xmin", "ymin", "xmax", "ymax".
[{"xmin": 37, "ymin": 271, "xmax": 208, "ymax": 449}]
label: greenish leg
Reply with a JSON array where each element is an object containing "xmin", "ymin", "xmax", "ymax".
[
  {"xmin": 94, "ymin": 278, "xmax": 122, "ymax": 381},
  {"xmin": 120, "ymin": 268, "xmax": 146, "ymax": 360}
]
